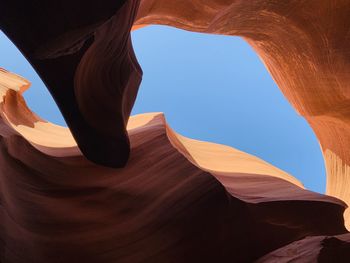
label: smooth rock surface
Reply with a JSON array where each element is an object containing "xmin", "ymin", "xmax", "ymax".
[
  {"xmin": 0, "ymin": 0, "xmax": 350, "ymax": 261},
  {"xmin": 0, "ymin": 70, "xmax": 348, "ymax": 262},
  {"xmin": 134, "ymin": 0, "xmax": 350, "ymax": 229}
]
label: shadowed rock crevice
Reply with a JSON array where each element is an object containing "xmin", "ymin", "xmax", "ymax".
[{"xmin": 0, "ymin": 0, "xmax": 141, "ymax": 167}]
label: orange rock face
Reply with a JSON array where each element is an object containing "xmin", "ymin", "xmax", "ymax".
[
  {"xmin": 0, "ymin": 69, "xmax": 348, "ymax": 262},
  {"xmin": 135, "ymin": 0, "xmax": 350, "ymax": 229},
  {"xmin": 0, "ymin": 0, "xmax": 350, "ymax": 262}
]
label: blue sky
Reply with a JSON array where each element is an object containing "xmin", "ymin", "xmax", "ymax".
[{"xmin": 0, "ymin": 26, "xmax": 326, "ymax": 193}]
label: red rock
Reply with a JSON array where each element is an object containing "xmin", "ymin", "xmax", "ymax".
[
  {"xmin": 1, "ymin": 0, "xmax": 350, "ymax": 261},
  {"xmin": 0, "ymin": 70, "xmax": 347, "ymax": 262}
]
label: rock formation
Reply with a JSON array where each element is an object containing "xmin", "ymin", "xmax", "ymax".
[
  {"xmin": 257, "ymin": 233, "xmax": 350, "ymax": 263},
  {"xmin": 134, "ymin": 0, "xmax": 350, "ymax": 229},
  {"xmin": 0, "ymin": 0, "xmax": 350, "ymax": 262},
  {"xmin": 0, "ymin": 0, "xmax": 140, "ymax": 167},
  {"xmin": 0, "ymin": 68, "xmax": 348, "ymax": 262}
]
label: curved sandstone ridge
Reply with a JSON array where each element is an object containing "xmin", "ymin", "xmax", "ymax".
[
  {"xmin": 257, "ymin": 233, "xmax": 350, "ymax": 263},
  {"xmin": 0, "ymin": 0, "xmax": 350, "ymax": 261},
  {"xmin": 0, "ymin": 69, "xmax": 348, "ymax": 262},
  {"xmin": 133, "ymin": 0, "xmax": 350, "ymax": 229},
  {"xmin": 0, "ymin": 0, "xmax": 140, "ymax": 167},
  {"xmin": 2, "ymin": 0, "xmax": 348, "ymax": 230}
]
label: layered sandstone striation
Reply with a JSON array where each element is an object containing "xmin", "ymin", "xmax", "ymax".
[
  {"xmin": 0, "ymin": 0, "xmax": 350, "ymax": 262},
  {"xmin": 0, "ymin": 69, "xmax": 348, "ymax": 262},
  {"xmin": 134, "ymin": 0, "xmax": 350, "ymax": 229},
  {"xmin": 257, "ymin": 233, "xmax": 350, "ymax": 263},
  {"xmin": 0, "ymin": 0, "xmax": 140, "ymax": 167}
]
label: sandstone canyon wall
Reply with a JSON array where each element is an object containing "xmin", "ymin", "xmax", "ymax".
[
  {"xmin": 0, "ymin": 0, "xmax": 350, "ymax": 262},
  {"xmin": 134, "ymin": 0, "xmax": 350, "ymax": 230}
]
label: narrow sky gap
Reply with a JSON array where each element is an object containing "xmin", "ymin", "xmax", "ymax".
[{"xmin": 0, "ymin": 26, "xmax": 326, "ymax": 193}]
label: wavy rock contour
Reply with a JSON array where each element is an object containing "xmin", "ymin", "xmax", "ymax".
[
  {"xmin": 0, "ymin": 0, "xmax": 350, "ymax": 262},
  {"xmin": 134, "ymin": 0, "xmax": 350, "ymax": 229},
  {"xmin": 0, "ymin": 0, "xmax": 140, "ymax": 167},
  {"xmin": 0, "ymin": 69, "xmax": 348, "ymax": 262}
]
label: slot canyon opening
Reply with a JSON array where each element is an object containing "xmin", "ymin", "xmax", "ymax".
[
  {"xmin": 0, "ymin": 26, "xmax": 326, "ymax": 193},
  {"xmin": 130, "ymin": 25, "xmax": 326, "ymax": 193}
]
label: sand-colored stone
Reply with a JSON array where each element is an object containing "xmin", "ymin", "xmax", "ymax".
[
  {"xmin": 0, "ymin": 0, "xmax": 350, "ymax": 261},
  {"xmin": 0, "ymin": 69, "xmax": 347, "ymax": 262},
  {"xmin": 134, "ymin": 0, "xmax": 350, "ymax": 229}
]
